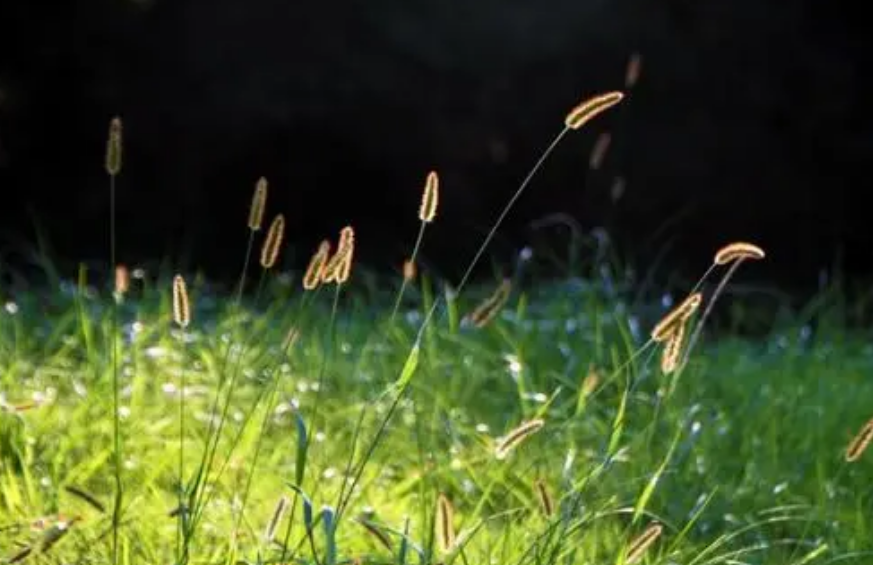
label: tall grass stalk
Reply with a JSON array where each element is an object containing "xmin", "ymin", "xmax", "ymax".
[{"xmin": 105, "ymin": 116, "xmax": 123, "ymax": 565}]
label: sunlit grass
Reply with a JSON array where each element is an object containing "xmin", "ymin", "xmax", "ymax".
[
  {"xmin": 2, "ymin": 90, "xmax": 871, "ymax": 565},
  {"xmin": 0, "ymin": 265, "xmax": 872, "ymax": 564}
]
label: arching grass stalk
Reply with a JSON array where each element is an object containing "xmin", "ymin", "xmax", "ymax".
[{"xmin": 334, "ymin": 91, "xmax": 626, "ymax": 524}]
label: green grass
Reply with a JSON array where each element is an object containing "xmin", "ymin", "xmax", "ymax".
[
  {"xmin": 1, "ymin": 264, "xmax": 873, "ymax": 565},
  {"xmin": 2, "ymin": 93, "xmax": 873, "ymax": 565}
]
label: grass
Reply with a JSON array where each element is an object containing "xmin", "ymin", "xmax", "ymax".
[{"xmin": 2, "ymin": 91, "xmax": 873, "ymax": 565}]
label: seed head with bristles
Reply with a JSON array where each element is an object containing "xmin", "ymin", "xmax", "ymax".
[
  {"xmin": 303, "ymin": 240, "xmax": 332, "ymax": 290},
  {"xmin": 105, "ymin": 116, "xmax": 123, "ymax": 176},
  {"xmin": 713, "ymin": 241, "xmax": 766, "ymax": 266},
  {"xmin": 115, "ymin": 264, "xmax": 130, "ymax": 296},
  {"xmin": 468, "ymin": 278, "xmax": 512, "ymax": 328},
  {"xmin": 435, "ymin": 493, "xmax": 456, "ymax": 554},
  {"xmin": 248, "ymin": 177, "xmax": 268, "ymax": 231},
  {"xmin": 564, "ymin": 91, "xmax": 624, "ymax": 130},
  {"xmin": 533, "ymin": 478, "xmax": 555, "ymax": 518},
  {"xmin": 495, "ymin": 418, "xmax": 545, "ymax": 459},
  {"xmin": 651, "ymin": 292, "xmax": 702, "ymax": 342},
  {"xmin": 334, "ymin": 226, "xmax": 356, "ymax": 284},
  {"xmin": 260, "ymin": 213, "xmax": 286, "ymax": 269},
  {"xmin": 660, "ymin": 321, "xmax": 687, "ymax": 374},
  {"xmin": 172, "ymin": 275, "xmax": 190, "ymax": 329},
  {"xmin": 402, "ymin": 259, "xmax": 417, "ymax": 281},
  {"xmin": 322, "ymin": 226, "xmax": 355, "ymax": 284},
  {"xmin": 845, "ymin": 416, "xmax": 873, "ymax": 462},
  {"xmin": 626, "ymin": 522, "xmax": 663, "ymax": 564},
  {"xmin": 419, "ymin": 170, "xmax": 439, "ymax": 223}
]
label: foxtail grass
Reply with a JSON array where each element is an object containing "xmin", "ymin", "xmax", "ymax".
[
  {"xmin": 104, "ymin": 115, "xmax": 124, "ymax": 565},
  {"xmin": 391, "ymin": 171, "xmax": 439, "ymax": 323}
]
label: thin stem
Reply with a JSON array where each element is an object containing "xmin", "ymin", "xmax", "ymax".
[
  {"xmin": 413, "ymin": 127, "xmax": 570, "ymax": 347},
  {"xmin": 335, "ymin": 126, "xmax": 573, "ymax": 526},
  {"xmin": 681, "ymin": 259, "xmax": 744, "ymax": 369},
  {"xmin": 109, "ymin": 172, "xmax": 122, "ymax": 565},
  {"xmin": 235, "ymin": 230, "xmax": 256, "ymax": 307},
  {"xmin": 300, "ymin": 285, "xmax": 343, "ymax": 484},
  {"xmin": 390, "ymin": 221, "xmax": 428, "ymax": 323},
  {"xmin": 177, "ymin": 328, "xmax": 187, "ymax": 562}
]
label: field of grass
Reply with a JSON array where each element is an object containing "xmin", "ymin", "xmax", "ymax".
[{"xmin": 3, "ymin": 93, "xmax": 873, "ymax": 565}]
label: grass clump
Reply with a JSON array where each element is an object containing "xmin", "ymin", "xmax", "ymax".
[{"xmin": 0, "ymin": 89, "xmax": 871, "ymax": 565}]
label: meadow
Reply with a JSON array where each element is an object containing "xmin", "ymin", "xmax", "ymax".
[{"xmin": 2, "ymin": 91, "xmax": 873, "ymax": 565}]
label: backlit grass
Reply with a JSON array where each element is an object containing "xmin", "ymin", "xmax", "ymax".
[
  {"xmin": 2, "ymin": 91, "xmax": 872, "ymax": 565},
  {"xmin": 1, "ymin": 265, "xmax": 872, "ymax": 564}
]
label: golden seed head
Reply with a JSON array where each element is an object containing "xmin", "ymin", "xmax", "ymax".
[
  {"xmin": 334, "ymin": 226, "xmax": 356, "ymax": 284},
  {"xmin": 564, "ymin": 91, "xmax": 624, "ymax": 130},
  {"xmin": 846, "ymin": 417, "xmax": 873, "ymax": 462},
  {"xmin": 660, "ymin": 322, "xmax": 687, "ymax": 374},
  {"xmin": 435, "ymin": 493, "xmax": 456, "ymax": 553},
  {"xmin": 651, "ymin": 292, "xmax": 703, "ymax": 342},
  {"xmin": 172, "ymin": 274, "xmax": 190, "ymax": 328},
  {"xmin": 248, "ymin": 177, "xmax": 268, "ymax": 231},
  {"xmin": 115, "ymin": 264, "xmax": 130, "ymax": 295},
  {"xmin": 402, "ymin": 259, "xmax": 417, "ymax": 281},
  {"xmin": 418, "ymin": 170, "xmax": 439, "ymax": 223},
  {"xmin": 626, "ymin": 522, "xmax": 663, "ymax": 565},
  {"xmin": 468, "ymin": 279, "xmax": 513, "ymax": 328},
  {"xmin": 322, "ymin": 226, "xmax": 356, "ymax": 284},
  {"xmin": 260, "ymin": 214, "xmax": 286, "ymax": 269},
  {"xmin": 713, "ymin": 241, "xmax": 766, "ymax": 266},
  {"xmin": 105, "ymin": 116, "xmax": 123, "ymax": 176},
  {"xmin": 494, "ymin": 418, "xmax": 545, "ymax": 459},
  {"xmin": 533, "ymin": 478, "xmax": 555, "ymax": 518},
  {"xmin": 303, "ymin": 240, "xmax": 332, "ymax": 290}
]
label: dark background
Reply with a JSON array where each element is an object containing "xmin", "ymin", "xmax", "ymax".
[{"xmin": 0, "ymin": 0, "xmax": 869, "ymax": 294}]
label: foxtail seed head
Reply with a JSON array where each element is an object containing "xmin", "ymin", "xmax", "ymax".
[
  {"xmin": 495, "ymin": 418, "xmax": 545, "ymax": 459},
  {"xmin": 435, "ymin": 493, "xmax": 456, "ymax": 554},
  {"xmin": 322, "ymin": 226, "xmax": 355, "ymax": 284},
  {"xmin": 303, "ymin": 240, "xmax": 331, "ymax": 290},
  {"xmin": 402, "ymin": 259, "xmax": 417, "ymax": 281},
  {"xmin": 533, "ymin": 478, "xmax": 555, "ymax": 518},
  {"xmin": 115, "ymin": 264, "xmax": 130, "ymax": 295},
  {"xmin": 845, "ymin": 416, "xmax": 873, "ymax": 462},
  {"xmin": 626, "ymin": 522, "xmax": 663, "ymax": 565},
  {"xmin": 469, "ymin": 278, "xmax": 512, "ymax": 328},
  {"xmin": 713, "ymin": 241, "xmax": 765, "ymax": 265},
  {"xmin": 564, "ymin": 91, "xmax": 624, "ymax": 130},
  {"xmin": 660, "ymin": 321, "xmax": 686, "ymax": 374},
  {"xmin": 260, "ymin": 214, "xmax": 286, "ymax": 269},
  {"xmin": 248, "ymin": 177, "xmax": 268, "ymax": 231},
  {"xmin": 105, "ymin": 116, "xmax": 123, "ymax": 176},
  {"xmin": 419, "ymin": 170, "xmax": 439, "ymax": 223},
  {"xmin": 651, "ymin": 292, "xmax": 702, "ymax": 342},
  {"xmin": 334, "ymin": 226, "xmax": 356, "ymax": 284},
  {"xmin": 172, "ymin": 275, "xmax": 190, "ymax": 328}
]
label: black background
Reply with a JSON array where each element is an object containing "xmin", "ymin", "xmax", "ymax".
[{"xmin": 1, "ymin": 0, "xmax": 870, "ymax": 294}]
